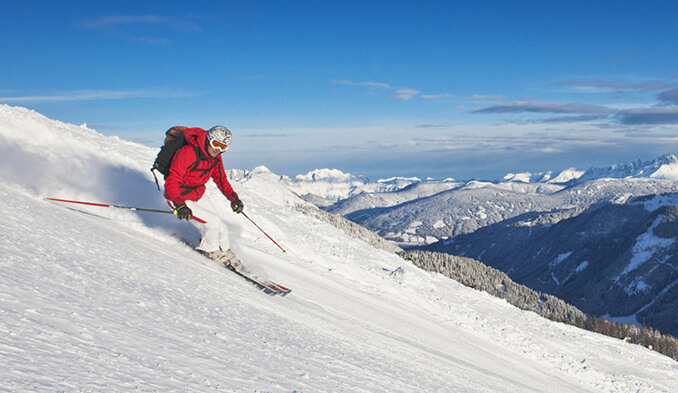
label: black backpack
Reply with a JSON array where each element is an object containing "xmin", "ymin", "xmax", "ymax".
[
  {"xmin": 151, "ymin": 126, "xmax": 189, "ymax": 189},
  {"xmin": 151, "ymin": 126, "xmax": 219, "ymax": 191}
]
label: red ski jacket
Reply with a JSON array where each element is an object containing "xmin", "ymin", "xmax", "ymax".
[{"xmin": 164, "ymin": 127, "xmax": 238, "ymax": 207}]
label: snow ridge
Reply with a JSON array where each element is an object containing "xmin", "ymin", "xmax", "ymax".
[{"xmin": 576, "ymin": 153, "xmax": 678, "ymax": 183}]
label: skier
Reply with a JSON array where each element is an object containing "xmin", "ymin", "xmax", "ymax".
[{"xmin": 164, "ymin": 125, "xmax": 244, "ymax": 265}]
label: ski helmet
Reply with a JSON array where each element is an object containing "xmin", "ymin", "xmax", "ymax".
[{"xmin": 207, "ymin": 125, "xmax": 232, "ymax": 151}]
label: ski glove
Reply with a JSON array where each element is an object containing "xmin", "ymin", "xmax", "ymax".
[
  {"xmin": 231, "ymin": 198, "xmax": 244, "ymax": 214},
  {"xmin": 175, "ymin": 204, "xmax": 192, "ymax": 220}
]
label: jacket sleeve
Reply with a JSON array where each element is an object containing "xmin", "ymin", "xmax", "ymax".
[
  {"xmin": 213, "ymin": 159, "xmax": 238, "ymax": 202},
  {"xmin": 163, "ymin": 146, "xmax": 196, "ymax": 206}
]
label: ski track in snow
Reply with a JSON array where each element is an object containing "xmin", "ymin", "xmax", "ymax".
[{"xmin": 1, "ymin": 105, "xmax": 677, "ymax": 392}]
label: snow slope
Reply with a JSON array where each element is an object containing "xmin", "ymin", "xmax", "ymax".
[{"xmin": 1, "ymin": 105, "xmax": 677, "ymax": 392}]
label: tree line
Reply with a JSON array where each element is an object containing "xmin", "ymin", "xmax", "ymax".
[{"xmin": 402, "ymin": 250, "xmax": 678, "ymax": 362}]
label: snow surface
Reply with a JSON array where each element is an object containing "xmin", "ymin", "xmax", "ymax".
[
  {"xmin": 1, "ymin": 104, "xmax": 677, "ymax": 392},
  {"xmin": 634, "ymin": 194, "xmax": 678, "ymax": 212},
  {"xmin": 616, "ymin": 215, "xmax": 674, "ymax": 288}
]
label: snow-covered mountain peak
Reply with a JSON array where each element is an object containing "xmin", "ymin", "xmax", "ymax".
[
  {"xmin": 548, "ymin": 167, "xmax": 585, "ymax": 183},
  {"xmin": 246, "ymin": 165, "xmax": 277, "ymax": 177},
  {"xmin": 294, "ymin": 168, "xmax": 367, "ymax": 183},
  {"xmin": 649, "ymin": 153, "xmax": 678, "ymax": 179},
  {"xmin": 576, "ymin": 152, "xmax": 678, "ymax": 182},
  {"xmin": 502, "ymin": 171, "xmax": 552, "ymax": 183},
  {"xmin": 501, "ymin": 169, "xmax": 588, "ymax": 184},
  {"xmin": 240, "ymin": 166, "xmax": 307, "ymax": 207},
  {"xmin": 377, "ymin": 176, "xmax": 422, "ymax": 185},
  {"xmin": 283, "ymin": 168, "xmax": 414, "ymax": 206}
]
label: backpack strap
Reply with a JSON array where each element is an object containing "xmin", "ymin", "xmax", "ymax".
[
  {"xmin": 178, "ymin": 145, "xmax": 219, "ymax": 196},
  {"xmin": 151, "ymin": 168, "xmax": 162, "ymax": 191}
]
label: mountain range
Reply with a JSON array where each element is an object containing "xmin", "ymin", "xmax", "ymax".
[
  {"xmin": 296, "ymin": 156, "xmax": 678, "ymax": 247},
  {"xmin": 281, "ymin": 155, "xmax": 678, "ymax": 337}
]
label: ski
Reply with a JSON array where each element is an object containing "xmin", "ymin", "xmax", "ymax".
[
  {"xmin": 260, "ymin": 279, "xmax": 292, "ymax": 296},
  {"xmin": 197, "ymin": 249, "xmax": 291, "ymax": 296},
  {"xmin": 226, "ymin": 255, "xmax": 291, "ymax": 296},
  {"xmin": 224, "ymin": 264, "xmax": 289, "ymax": 296}
]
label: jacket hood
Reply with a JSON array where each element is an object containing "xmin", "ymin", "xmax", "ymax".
[{"xmin": 183, "ymin": 127, "xmax": 211, "ymax": 159}]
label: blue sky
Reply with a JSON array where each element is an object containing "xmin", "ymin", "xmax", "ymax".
[{"xmin": 3, "ymin": 1, "xmax": 678, "ymax": 181}]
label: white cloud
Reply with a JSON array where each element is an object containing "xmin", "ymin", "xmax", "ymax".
[
  {"xmin": 555, "ymin": 79, "xmax": 673, "ymax": 93},
  {"xmin": 0, "ymin": 89, "xmax": 197, "ymax": 103},
  {"xmin": 79, "ymin": 14, "xmax": 202, "ymax": 33},
  {"xmin": 471, "ymin": 94, "xmax": 507, "ymax": 101},
  {"xmin": 333, "ymin": 79, "xmax": 453, "ymax": 102},
  {"xmin": 421, "ymin": 94, "xmax": 453, "ymax": 100},
  {"xmin": 331, "ymin": 80, "xmax": 392, "ymax": 89},
  {"xmin": 80, "ymin": 15, "xmax": 171, "ymax": 29},
  {"xmin": 391, "ymin": 88, "xmax": 419, "ymax": 101},
  {"xmin": 472, "ymin": 101, "xmax": 613, "ymax": 115}
]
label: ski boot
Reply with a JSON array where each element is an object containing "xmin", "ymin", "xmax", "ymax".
[{"xmin": 202, "ymin": 248, "xmax": 242, "ymax": 269}]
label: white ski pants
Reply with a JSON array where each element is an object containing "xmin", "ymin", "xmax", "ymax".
[{"xmin": 185, "ymin": 195, "xmax": 230, "ymax": 252}]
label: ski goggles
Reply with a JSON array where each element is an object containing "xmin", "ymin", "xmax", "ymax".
[{"xmin": 209, "ymin": 139, "xmax": 230, "ymax": 152}]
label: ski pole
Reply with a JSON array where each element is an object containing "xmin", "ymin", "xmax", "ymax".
[
  {"xmin": 43, "ymin": 197, "xmax": 206, "ymax": 223},
  {"xmin": 241, "ymin": 211, "xmax": 287, "ymax": 254}
]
